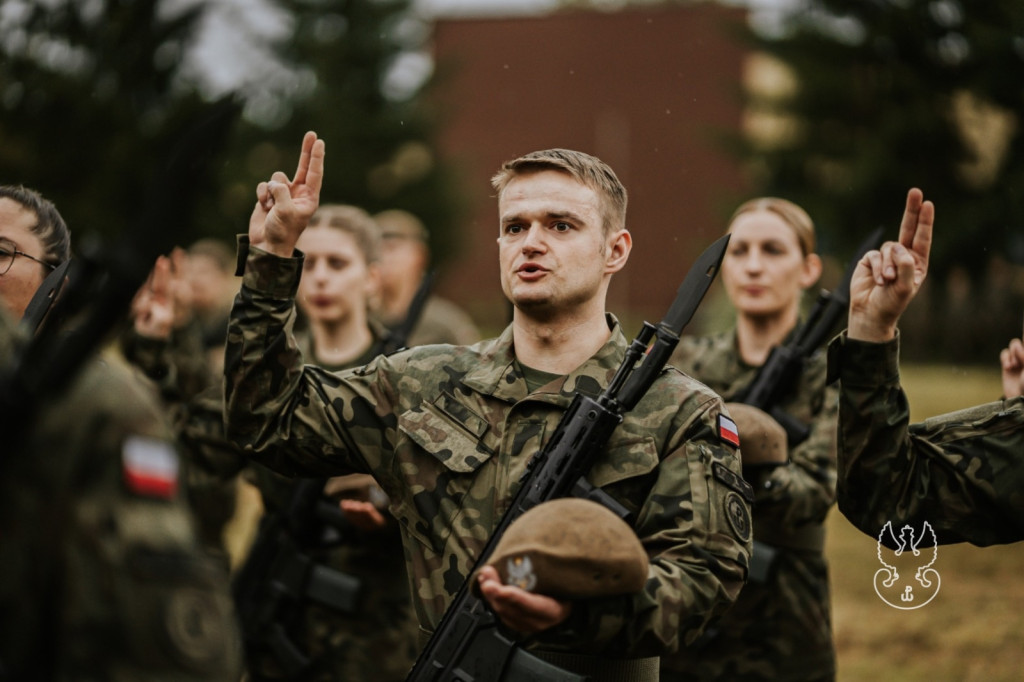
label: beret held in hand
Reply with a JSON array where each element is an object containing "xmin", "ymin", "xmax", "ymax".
[{"xmin": 474, "ymin": 497, "xmax": 648, "ymax": 599}]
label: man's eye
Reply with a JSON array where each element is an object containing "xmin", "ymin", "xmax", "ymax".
[
  {"xmin": 505, "ymin": 224, "xmax": 523, "ymax": 235},
  {"xmin": 553, "ymin": 222, "xmax": 571, "ymax": 232}
]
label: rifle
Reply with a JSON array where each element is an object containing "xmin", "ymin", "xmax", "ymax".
[
  {"xmin": 231, "ymin": 476, "xmax": 366, "ymax": 678},
  {"xmin": 233, "ymin": 263, "xmax": 433, "ymax": 677},
  {"xmin": 406, "ymin": 234, "xmax": 731, "ymax": 682},
  {"xmin": 731, "ymin": 227, "xmax": 885, "ymax": 446}
]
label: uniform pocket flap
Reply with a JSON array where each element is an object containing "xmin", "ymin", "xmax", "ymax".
[{"xmin": 398, "ymin": 397, "xmax": 494, "ymax": 474}]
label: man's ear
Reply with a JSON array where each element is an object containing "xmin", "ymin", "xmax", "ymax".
[{"xmin": 605, "ymin": 229, "xmax": 632, "ymax": 275}]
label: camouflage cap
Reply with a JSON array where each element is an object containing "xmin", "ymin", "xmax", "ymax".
[
  {"xmin": 724, "ymin": 402, "xmax": 787, "ymax": 465},
  {"xmin": 475, "ymin": 497, "xmax": 648, "ymax": 599}
]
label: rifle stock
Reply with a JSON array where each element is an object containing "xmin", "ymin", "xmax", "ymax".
[{"xmin": 405, "ymin": 234, "xmax": 730, "ymax": 682}]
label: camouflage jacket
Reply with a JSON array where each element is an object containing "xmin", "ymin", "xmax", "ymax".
[
  {"xmin": 224, "ymin": 241, "xmax": 753, "ymax": 658},
  {"xmin": 829, "ymin": 332, "xmax": 1024, "ymax": 546},
  {"xmin": 665, "ymin": 329, "xmax": 837, "ymax": 681},
  {"xmin": 0, "ymin": 311, "xmax": 241, "ymax": 680}
]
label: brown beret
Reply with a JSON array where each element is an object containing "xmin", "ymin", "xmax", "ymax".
[
  {"xmin": 474, "ymin": 497, "xmax": 648, "ymax": 599},
  {"xmin": 724, "ymin": 402, "xmax": 788, "ymax": 465}
]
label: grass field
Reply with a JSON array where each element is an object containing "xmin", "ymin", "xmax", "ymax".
[{"xmin": 829, "ymin": 363, "xmax": 1024, "ymax": 682}]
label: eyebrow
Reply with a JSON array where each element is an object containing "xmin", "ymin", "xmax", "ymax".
[{"xmin": 500, "ymin": 210, "xmax": 586, "ymax": 226}]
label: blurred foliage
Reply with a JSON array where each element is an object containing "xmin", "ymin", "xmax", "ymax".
[
  {"xmin": 214, "ymin": 0, "xmax": 468, "ymax": 268},
  {"xmin": 0, "ymin": 0, "xmax": 466, "ymax": 268},
  {"xmin": 735, "ymin": 0, "xmax": 1024, "ymax": 274},
  {"xmin": 730, "ymin": 0, "xmax": 1024, "ymax": 361},
  {"xmin": 0, "ymin": 0, "xmax": 237, "ymax": 244}
]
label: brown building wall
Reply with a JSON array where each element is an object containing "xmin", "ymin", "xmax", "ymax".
[{"xmin": 429, "ymin": 3, "xmax": 751, "ymax": 332}]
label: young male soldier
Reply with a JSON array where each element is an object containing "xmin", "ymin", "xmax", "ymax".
[
  {"xmin": 223, "ymin": 132, "xmax": 753, "ymax": 677},
  {"xmin": 828, "ymin": 188, "xmax": 1024, "ymax": 545}
]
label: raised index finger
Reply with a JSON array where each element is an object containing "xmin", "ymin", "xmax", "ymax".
[{"xmin": 290, "ymin": 131, "xmax": 319, "ymax": 186}]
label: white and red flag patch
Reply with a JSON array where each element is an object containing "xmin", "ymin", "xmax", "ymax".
[
  {"xmin": 122, "ymin": 435, "xmax": 180, "ymax": 499},
  {"xmin": 718, "ymin": 414, "xmax": 740, "ymax": 448}
]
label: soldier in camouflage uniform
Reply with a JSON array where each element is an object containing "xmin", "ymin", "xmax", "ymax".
[
  {"xmin": 223, "ymin": 133, "xmax": 753, "ymax": 679},
  {"xmin": 0, "ymin": 184, "xmax": 241, "ymax": 680},
  {"xmin": 372, "ymin": 208, "xmax": 481, "ymax": 347},
  {"xmin": 130, "ymin": 204, "xmax": 420, "ymax": 680},
  {"xmin": 830, "ymin": 188, "xmax": 1024, "ymax": 545},
  {"xmin": 665, "ymin": 198, "xmax": 837, "ymax": 681}
]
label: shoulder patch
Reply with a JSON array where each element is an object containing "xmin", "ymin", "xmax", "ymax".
[
  {"xmin": 122, "ymin": 435, "xmax": 180, "ymax": 500},
  {"xmin": 713, "ymin": 461, "xmax": 754, "ymax": 503},
  {"xmin": 724, "ymin": 491, "xmax": 752, "ymax": 543},
  {"xmin": 717, "ymin": 413, "xmax": 740, "ymax": 448}
]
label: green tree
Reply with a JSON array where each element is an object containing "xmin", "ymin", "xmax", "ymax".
[
  {"xmin": 739, "ymin": 1, "xmax": 1024, "ymax": 267},
  {"xmin": 217, "ymin": 0, "xmax": 467, "ymax": 267},
  {"xmin": 737, "ymin": 0, "xmax": 1024, "ymax": 361},
  {"xmin": 0, "ymin": 0, "xmax": 236, "ymax": 244}
]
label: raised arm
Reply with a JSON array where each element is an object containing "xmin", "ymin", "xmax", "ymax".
[
  {"xmin": 249, "ymin": 131, "xmax": 326, "ymax": 257},
  {"xmin": 847, "ymin": 188, "xmax": 934, "ymax": 342}
]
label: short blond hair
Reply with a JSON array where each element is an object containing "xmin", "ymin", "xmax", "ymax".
[
  {"xmin": 307, "ymin": 204, "xmax": 382, "ymax": 263},
  {"xmin": 491, "ymin": 149, "xmax": 628, "ymax": 234},
  {"xmin": 728, "ymin": 197, "xmax": 816, "ymax": 256}
]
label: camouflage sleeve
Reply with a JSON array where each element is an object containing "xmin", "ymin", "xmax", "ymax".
[
  {"xmin": 538, "ymin": 390, "xmax": 753, "ymax": 656},
  {"xmin": 223, "ymin": 238, "xmax": 383, "ymax": 479},
  {"xmin": 121, "ymin": 319, "xmax": 215, "ymax": 404},
  {"xmin": 748, "ymin": 357, "xmax": 838, "ymax": 530},
  {"xmin": 830, "ymin": 331, "xmax": 1024, "ymax": 545},
  {"xmin": 1, "ymin": 351, "xmax": 242, "ymax": 680}
]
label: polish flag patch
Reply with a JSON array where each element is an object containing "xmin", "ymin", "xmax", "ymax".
[
  {"xmin": 122, "ymin": 435, "xmax": 180, "ymax": 499},
  {"xmin": 718, "ymin": 414, "xmax": 740, "ymax": 448}
]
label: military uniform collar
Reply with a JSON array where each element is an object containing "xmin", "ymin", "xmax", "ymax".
[{"xmin": 462, "ymin": 313, "xmax": 628, "ymax": 405}]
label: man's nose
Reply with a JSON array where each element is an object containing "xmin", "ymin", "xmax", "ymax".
[{"xmin": 520, "ymin": 224, "xmax": 546, "ymax": 253}]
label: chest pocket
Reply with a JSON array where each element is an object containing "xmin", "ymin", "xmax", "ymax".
[{"xmin": 393, "ymin": 393, "xmax": 498, "ymax": 553}]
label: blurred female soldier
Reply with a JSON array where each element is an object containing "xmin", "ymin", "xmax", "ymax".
[{"xmin": 663, "ymin": 198, "xmax": 838, "ymax": 682}]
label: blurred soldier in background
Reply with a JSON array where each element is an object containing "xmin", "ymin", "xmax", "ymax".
[
  {"xmin": 666, "ymin": 197, "xmax": 837, "ymax": 681},
  {"xmin": 831, "ymin": 189, "xmax": 1024, "ymax": 545},
  {"xmin": 372, "ymin": 208, "xmax": 480, "ymax": 346},
  {"xmin": 187, "ymin": 237, "xmax": 237, "ymax": 377},
  {"xmin": 0, "ymin": 184, "xmax": 241, "ymax": 680}
]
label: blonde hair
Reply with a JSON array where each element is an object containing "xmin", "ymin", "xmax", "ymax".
[
  {"xmin": 729, "ymin": 197, "xmax": 816, "ymax": 256},
  {"xmin": 490, "ymin": 149, "xmax": 628, "ymax": 234},
  {"xmin": 307, "ymin": 204, "xmax": 382, "ymax": 263}
]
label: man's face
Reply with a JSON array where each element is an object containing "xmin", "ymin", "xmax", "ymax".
[
  {"xmin": 296, "ymin": 226, "xmax": 378, "ymax": 326},
  {"xmin": 497, "ymin": 169, "xmax": 627, "ymax": 318},
  {"xmin": 0, "ymin": 197, "xmax": 48, "ymax": 319}
]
